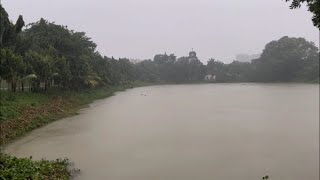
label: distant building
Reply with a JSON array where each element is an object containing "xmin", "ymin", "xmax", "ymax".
[
  {"xmin": 204, "ymin": 74, "xmax": 216, "ymax": 81},
  {"xmin": 235, "ymin": 54, "xmax": 260, "ymax": 62},
  {"xmin": 129, "ymin": 59, "xmax": 143, "ymax": 64},
  {"xmin": 189, "ymin": 50, "xmax": 197, "ymax": 58},
  {"xmin": 188, "ymin": 50, "xmax": 199, "ymax": 63}
]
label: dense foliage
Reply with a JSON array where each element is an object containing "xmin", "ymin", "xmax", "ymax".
[
  {"xmin": 135, "ymin": 36, "xmax": 319, "ymax": 83},
  {"xmin": 0, "ymin": 4, "xmax": 319, "ymax": 93},
  {"xmin": 1, "ymin": 5, "xmax": 135, "ymax": 92},
  {"xmin": 0, "ymin": 153, "xmax": 76, "ymax": 179},
  {"xmin": 251, "ymin": 36, "xmax": 319, "ymax": 82}
]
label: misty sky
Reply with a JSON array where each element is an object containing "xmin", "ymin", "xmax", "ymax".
[{"xmin": 2, "ymin": 0, "xmax": 319, "ymax": 63}]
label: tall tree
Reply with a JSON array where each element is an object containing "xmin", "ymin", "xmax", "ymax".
[
  {"xmin": 285, "ymin": 0, "xmax": 320, "ymax": 28},
  {"xmin": 0, "ymin": 48, "xmax": 24, "ymax": 91},
  {"xmin": 253, "ymin": 36, "xmax": 319, "ymax": 81},
  {"xmin": 0, "ymin": 5, "xmax": 25, "ymax": 48}
]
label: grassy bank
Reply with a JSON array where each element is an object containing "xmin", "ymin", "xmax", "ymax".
[
  {"xmin": 0, "ymin": 82, "xmax": 155, "ymax": 179},
  {"xmin": 0, "ymin": 153, "xmax": 78, "ymax": 180},
  {"xmin": 0, "ymin": 84, "xmax": 136, "ymax": 146}
]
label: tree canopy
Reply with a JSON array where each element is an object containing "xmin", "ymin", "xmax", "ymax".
[
  {"xmin": 252, "ymin": 36, "xmax": 319, "ymax": 82},
  {"xmin": 0, "ymin": 4, "xmax": 319, "ymax": 93},
  {"xmin": 285, "ymin": 0, "xmax": 320, "ymax": 28}
]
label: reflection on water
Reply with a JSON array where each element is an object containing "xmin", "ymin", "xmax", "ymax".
[{"xmin": 5, "ymin": 84, "xmax": 319, "ymax": 180}]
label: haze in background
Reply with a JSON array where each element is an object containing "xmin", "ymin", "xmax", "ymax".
[{"xmin": 3, "ymin": 0, "xmax": 319, "ymax": 63}]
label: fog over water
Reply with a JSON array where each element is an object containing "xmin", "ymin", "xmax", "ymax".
[
  {"xmin": 5, "ymin": 84, "xmax": 319, "ymax": 180},
  {"xmin": 2, "ymin": 0, "xmax": 319, "ymax": 63}
]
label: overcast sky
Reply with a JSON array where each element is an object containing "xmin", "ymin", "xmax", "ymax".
[{"xmin": 2, "ymin": 0, "xmax": 319, "ymax": 63}]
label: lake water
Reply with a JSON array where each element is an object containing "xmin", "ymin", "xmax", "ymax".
[{"xmin": 4, "ymin": 84, "xmax": 319, "ymax": 180}]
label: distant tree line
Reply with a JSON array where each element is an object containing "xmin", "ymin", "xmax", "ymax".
[
  {"xmin": 135, "ymin": 35, "xmax": 319, "ymax": 83},
  {"xmin": 0, "ymin": 5, "xmax": 319, "ymax": 92}
]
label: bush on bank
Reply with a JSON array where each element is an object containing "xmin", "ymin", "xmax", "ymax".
[{"xmin": 0, "ymin": 153, "xmax": 78, "ymax": 180}]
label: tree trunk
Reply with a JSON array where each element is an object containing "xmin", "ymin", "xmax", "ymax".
[
  {"xmin": 21, "ymin": 81, "xmax": 24, "ymax": 91},
  {"xmin": 18, "ymin": 80, "xmax": 20, "ymax": 91},
  {"xmin": 12, "ymin": 81, "xmax": 16, "ymax": 92},
  {"xmin": 45, "ymin": 81, "xmax": 47, "ymax": 91}
]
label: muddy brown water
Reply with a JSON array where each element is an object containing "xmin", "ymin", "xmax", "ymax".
[{"xmin": 4, "ymin": 84, "xmax": 319, "ymax": 180}]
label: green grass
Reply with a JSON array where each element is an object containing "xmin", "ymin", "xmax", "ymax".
[
  {"xmin": 0, "ymin": 153, "xmax": 78, "ymax": 180},
  {"xmin": 0, "ymin": 83, "xmax": 138, "ymax": 122},
  {"xmin": 0, "ymin": 91, "xmax": 51, "ymax": 121}
]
